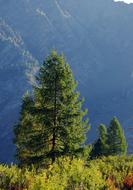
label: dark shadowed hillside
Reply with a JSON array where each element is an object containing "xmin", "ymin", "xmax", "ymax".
[{"xmin": 0, "ymin": 0, "xmax": 133, "ymax": 162}]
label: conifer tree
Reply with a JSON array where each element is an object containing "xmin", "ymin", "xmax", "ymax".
[
  {"xmin": 14, "ymin": 92, "xmax": 51, "ymax": 167},
  {"xmin": 107, "ymin": 117, "xmax": 127, "ymax": 156},
  {"xmin": 33, "ymin": 51, "xmax": 89, "ymax": 163},
  {"xmin": 14, "ymin": 93, "xmax": 35, "ymax": 166},
  {"xmin": 99, "ymin": 124, "xmax": 108, "ymax": 155},
  {"xmin": 90, "ymin": 124, "xmax": 108, "ymax": 158},
  {"xmin": 14, "ymin": 51, "xmax": 89, "ymax": 166}
]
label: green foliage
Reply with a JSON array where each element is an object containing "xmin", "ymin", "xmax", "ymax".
[
  {"xmin": 91, "ymin": 156, "xmax": 133, "ymax": 189},
  {"xmin": 12, "ymin": 51, "xmax": 130, "ymax": 190},
  {"xmin": 29, "ymin": 157, "xmax": 105, "ymax": 190},
  {"xmin": 91, "ymin": 117, "xmax": 127, "ymax": 158},
  {"xmin": 91, "ymin": 124, "xmax": 108, "ymax": 158},
  {"xmin": 0, "ymin": 156, "xmax": 132, "ymax": 190},
  {"xmin": 107, "ymin": 117, "xmax": 127, "ymax": 156},
  {"xmin": 0, "ymin": 164, "xmax": 32, "ymax": 190},
  {"xmin": 14, "ymin": 92, "xmax": 46, "ymax": 168},
  {"xmin": 14, "ymin": 51, "xmax": 90, "ymax": 167},
  {"xmin": 14, "ymin": 92, "xmax": 37, "ymax": 167}
]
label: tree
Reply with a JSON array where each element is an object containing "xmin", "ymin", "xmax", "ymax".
[
  {"xmin": 90, "ymin": 124, "xmax": 108, "ymax": 158},
  {"xmin": 14, "ymin": 51, "xmax": 90, "ymax": 167},
  {"xmin": 107, "ymin": 117, "xmax": 127, "ymax": 156},
  {"xmin": 14, "ymin": 92, "xmax": 36, "ymax": 167}
]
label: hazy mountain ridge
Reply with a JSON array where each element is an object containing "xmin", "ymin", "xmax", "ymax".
[{"xmin": 0, "ymin": 0, "xmax": 133, "ymax": 162}]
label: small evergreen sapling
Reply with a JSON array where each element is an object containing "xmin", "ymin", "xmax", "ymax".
[
  {"xmin": 107, "ymin": 117, "xmax": 127, "ymax": 155},
  {"xmin": 91, "ymin": 124, "xmax": 108, "ymax": 158}
]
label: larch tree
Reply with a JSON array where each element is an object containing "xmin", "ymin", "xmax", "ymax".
[
  {"xmin": 14, "ymin": 51, "xmax": 90, "ymax": 167},
  {"xmin": 14, "ymin": 93, "xmax": 36, "ymax": 167},
  {"xmin": 107, "ymin": 117, "xmax": 127, "ymax": 156},
  {"xmin": 90, "ymin": 124, "xmax": 108, "ymax": 158},
  {"xmin": 33, "ymin": 51, "xmax": 90, "ymax": 163}
]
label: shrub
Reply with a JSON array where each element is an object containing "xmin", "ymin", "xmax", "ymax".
[
  {"xmin": 123, "ymin": 173, "xmax": 133, "ymax": 189},
  {"xmin": 0, "ymin": 155, "xmax": 132, "ymax": 190}
]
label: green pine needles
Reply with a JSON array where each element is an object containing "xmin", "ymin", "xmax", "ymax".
[
  {"xmin": 14, "ymin": 51, "xmax": 90, "ymax": 167},
  {"xmin": 14, "ymin": 51, "xmax": 128, "ymax": 168},
  {"xmin": 90, "ymin": 124, "xmax": 108, "ymax": 158},
  {"xmin": 107, "ymin": 117, "xmax": 127, "ymax": 156},
  {"xmin": 91, "ymin": 117, "xmax": 127, "ymax": 158}
]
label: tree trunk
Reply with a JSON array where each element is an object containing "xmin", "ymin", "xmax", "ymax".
[{"xmin": 52, "ymin": 74, "xmax": 57, "ymax": 163}]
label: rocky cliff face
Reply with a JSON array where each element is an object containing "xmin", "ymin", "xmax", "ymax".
[{"xmin": 0, "ymin": 0, "xmax": 133, "ymax": 162}]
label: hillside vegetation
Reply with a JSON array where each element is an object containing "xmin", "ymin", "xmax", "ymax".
[
  {"xmin": 0, "ymin": 156, "xmax": 133, "ymax": 190},
  {"xmin": 0, "ymin": 52, "xmax": 132, "ymax": 190}
]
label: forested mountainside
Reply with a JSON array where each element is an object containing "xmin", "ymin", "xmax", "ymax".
[{"xmin": 0, "ymin": 0, "xmax": 133, "ymax": 162}]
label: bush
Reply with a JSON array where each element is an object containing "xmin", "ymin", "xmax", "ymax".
[
  {"xmin": 0, "ymin": 155, "xmax": 132, "ymax": 190},
  {"xmin": 123, "ymin": 173, "xmax": 133, "ymax": 189},
  {"xmin": 30, "ymin": 157, "xmax": 105, "ymax": 190}
]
